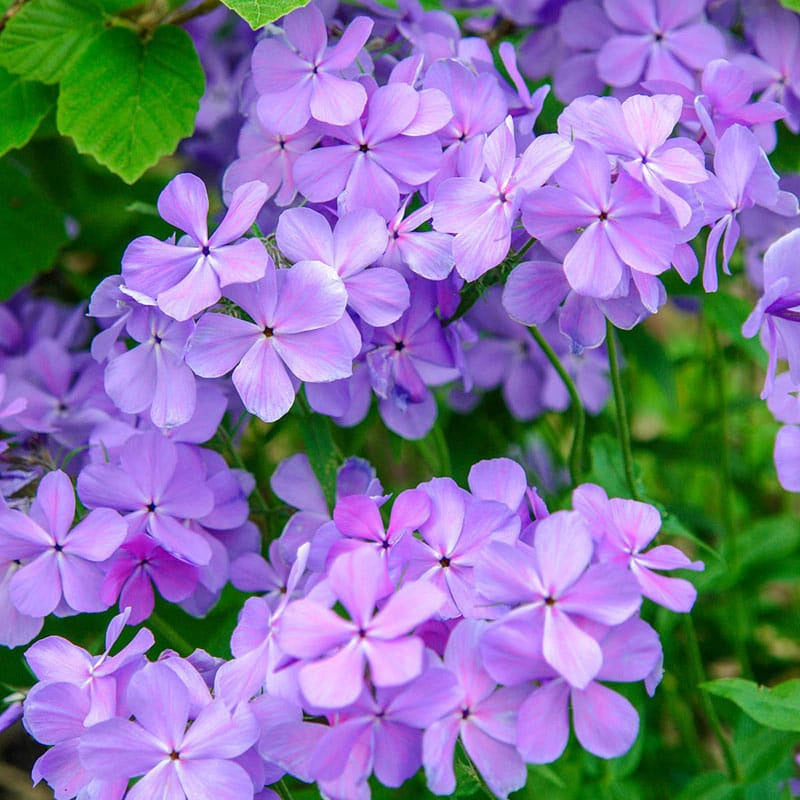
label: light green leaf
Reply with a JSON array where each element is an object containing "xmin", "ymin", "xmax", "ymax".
[
  {"xmin": 0, "ymin": 67, "xmax": 55, "ymax": 156},
  {"xmin": 0, "ymin": 0, "xmax": 117, "ymax": 84},
  {"xmin": 0, "ymin": 158, "xmax": 68, "ymax": 299},
  {"xmin": 221, "ymin": 0, "xmax": 309, "ymax": 28},
  {"xmin": 56, "ymin": 25, "xmax": 204, "ymax": 183},
  {"xmin": 701, "ymin": 678, "xmax": 800, "ymax": 732},
  {"xmin": 778, "ymin": 1, "xmax": 800, "ymax": 12}
]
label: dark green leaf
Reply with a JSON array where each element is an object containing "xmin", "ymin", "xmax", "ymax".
[
  {"xmin": 299, "ymin": 410, "xmax": 341, "ymax": 509},
  {"xmin": 221, "ymin": 0, "xmax": 309, "ymax": 28},
  {"xmin": 0, "ymin": 0, "xmax": 117, "ymax": 84},
  {"xmin": 701, "ymin": 678, "xmax": 800, "ymax": 732},
  {"xmin": 0, "ymin": 158, "xmax": 68, "ymax": 299},
  {"xmin": 0, "ymin": 66, "xmax": 54, "ymax": 156},
  {"xmin": 56, "ymin": 25, "xmax": 204, "ymax": 183}
]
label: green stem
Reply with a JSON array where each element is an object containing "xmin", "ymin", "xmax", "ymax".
[
  {"xmin": 215, "ymin": 424, "xmax": 272, "ymax": 518},
  {"xmin": 529, "ymin": 326, "xmax": 585, "ymax": 484},
  {"xmin": 709, "ymin": 327, "xmax": 752, "ymax": 678},
  {"xmin": 683, "ymin": 616, "xmax": 742, "ymax": 784},
  {"xmin": 0, "ymin": 0, "xmax": 31, "ymax": 33},
  {"xmin": 148, "ymin": 613, "xmax": 193, "ymax": 656},
  {"xmin": 278, "ymin": 779, "xmax": 296, "ymax": 800},
  {"xmin": 606, "ymin": 320, "xmax": 638, "ymax": 500},
  {"xmin": 163, "ymin": 0, "xmax": 222, "ymax": 26}
]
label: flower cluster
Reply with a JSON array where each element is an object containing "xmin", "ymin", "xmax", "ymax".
[
  {"xmin": 2, "ymin": 0, "xmax": 800, "ymax": 796},
  {"xmin": 20, "ymin": 456, "xmax": 702, "ymax": 800}
]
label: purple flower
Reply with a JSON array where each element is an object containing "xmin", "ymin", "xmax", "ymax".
[
  {"xmin": 0, "ymin": 470, "xmax": 126, "ymax": 616},
  {"xmin": 25, "ymin": 608, "xmax": 154, "ymax": 725},
  {"xmin": 698, "ymin": 125, "xmax": 798, "ymax": 292},
  {"xmin": 522, "ymin": 140, "xmax": 676, "ymax": 308},
  {"xmin": 251, "ymin": 4, "xmax": 373, "ymax": 134},
  {"xmin": 502, "ymin": 256, "xmax": 654, "ymax": 351},
  {"xmin": 475, "ymin": 510, "xmax": 641, "ymax": 688},
  {"xmin": 433, "ymin": 119, "xmax": 573, "ymax": 280},
  {"xmin": 80, "ymin": 662, "xmax": 259, "ymax": 800},
  {"xmin": 2, "ymin": 339, "xmax": 115, "ymax": 450},
  {"xmin": 101, "ymin": 535, "xmax": 199, "ymax": 625},
  {"xmin": 397, "ymin": 477, "xmax": 520, "ymax": 618},
  {"xmin": 558, "ymin": 93, "xmax": 708, "ymax": 227},
  {"xmin": 323, "ymin": 488, "xmax": 431, "ymax": 572},
  {"xmin": 103, "ymin": 305, "xmax": 196, "ymax": 429},
  {"xmin": 573, "ymin": 484, "xmax": 704, "ymax": 612},
  {"xmin": 293, "ymin": 82, "xmax": 450, "ymax": 219},
  {"xmin": 596, "ymin": 0, "xmax": 726, "ymax": 89},
  {"xmin": 516, "ymin": 617, "xmax": 662, "ymax": 763},
  {"xmin": 735, "ymin": 6, "xmax": 800, "ymax": 133},
  {"xmin": 214, "ymin": 543, "xmax": 310, "ymax": 706},
  {"xmin": 222, "ymin": 113, "xmax": 319, "ymax": 207},
  {"xmin": 278, "ymin": 547, "xmax": 446, "ymax": 708},
  {"xmin": 186, "ymin": 259, "xmax": 360, "ymax": 423},
  {"xmin": 23, "ymin": 681, "xmax": 127, "ymax": 800},
  {"xmin": 276, "ymin": 206, "xmax": 411, "ymax": 327},
  {"xmin": 379, "ymin": 200, "xmax": 455, "ymax": 280},
  {"xmin": 422, "ymin": 620, "xmax": 528, "ymax": 800},
  {"xmin": 308, "ymin": 667, "xmax": 462, "ymax": 789},
  {"xmin": 77, "ymin": 431, "xmax": 216, "ymax": 566},
  {"xmin": 743, "ymin": 228, "xmax": 800, "ymax": 397},
  {"xmin": 122, "ymin": 173, "xmax": 269, "ymax": 321}
]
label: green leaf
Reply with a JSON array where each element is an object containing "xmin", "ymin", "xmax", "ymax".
[
  {"xmin": 0, "ymin": 67, "xmax": 54, "ymax": 156},
  {"xmin": 734, "ymin": 716, "xmax": 797, "ymax": 785},
  {"xmin": 221, "ymin": 0, "xmax": 309, "ymax": 28},
  {"xmin": 0, "ymin": 158, "xmax": 68, "ymax": 299},
  {"xmin": 414, "ymin": 422, "xmax": 452, "ymax": 476},
  {"xmin": 56, "ymin": 25, "xmax": 204, "ymax": 183},
  {"xmin": 675, "ymin": 773, "xmax": 741, "ymax": 800},
  {"xmin": 299, "ymin": 410, "xmax": 341, "ymax": 509},
  {"xmin": 778, "ymin": 2, "xmax": 800, "ymax": 15},
  {"xmin": 587, "ymin": 433, "xmax": 637, "ymax": 498},
  {"xmin": 0, "ymin": 0, "xmax": 118, "ymax": 85},
  {"xmin": 701, "ymin": 678, "xmax": 800, "ymax": 732}
]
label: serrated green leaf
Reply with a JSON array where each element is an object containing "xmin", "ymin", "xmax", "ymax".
[
  {"xmin": 56, "ymin": 25, "xmax": 204, "ymax": 183},
  {"xmin": 0, "ymin": 158, "xmax": 68, "ymax": 299},
  {"xmin": 0, "ymin": 67, "xmax": 54, "ymax": 156},
  {"xmin": 701, "ymin": 678, "xmax": 800, "ymax": 732},
  {"xmin": 221, "ymin": 0, "xmax": 309, "ymax": 28},
  {"xmin": 0, "ymin": 0, "xmax": 113, "ymax": 84}
]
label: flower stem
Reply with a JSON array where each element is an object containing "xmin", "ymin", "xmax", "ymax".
[
  {"xmin": 529, "ymin": 326, "xmax": 585, "ymax": 484},
  {"xmin": 215, "ymin": 423, "xmax": 272, "ymax": 518},
  {"xmin": 683, "ymin": 615, "xmax": 742, "ymax": 784},
  {"xmin": 606, "ymin": 320, "xmax": 638, "ymax": 499},
  {"xmin": 709, "ymin": 326, "xmax": 752, "ymax": 678},
  {"xmin": 148, "ymin": 613, "xmax": 193, "ymax": 656}
]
